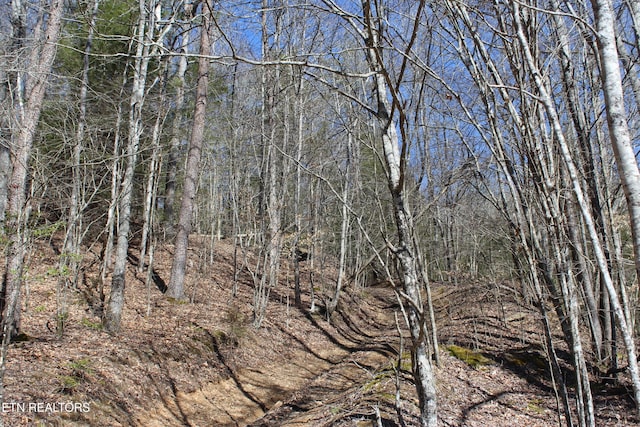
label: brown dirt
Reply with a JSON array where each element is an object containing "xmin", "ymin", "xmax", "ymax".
[{"xmin": 1, "ymin": 236, "xmax": 637, "ymax": 426}]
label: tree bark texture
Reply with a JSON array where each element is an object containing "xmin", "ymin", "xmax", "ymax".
[
  {"xmin": 361, "ymin": 2, "xmax": 437, "ymax": 425},
  {"xmin": 2, "ymin": 0, "xmax": 64, "ymax": 339},
  {"xmin": 0, "ymin": 0, "xmax": 64, "ymax": 420},
  {"xmin": 104, "ymin": 0, "xmax": 154, "ymax": 333},
  {"xmin": 167, "ymin": 0, "xmax": 212, "ymax": 300},
  {"xmin": 590, "ymin": 0, "xmax": 640, "ymax": 286}
]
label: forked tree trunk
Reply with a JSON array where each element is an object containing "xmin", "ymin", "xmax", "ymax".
[{"xmin": 360, "ymin": 2, "xmax": 437, "ymax": 425}]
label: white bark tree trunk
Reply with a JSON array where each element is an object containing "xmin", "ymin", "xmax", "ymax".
[
  {"xmin": 513, "ymin": 1, "xmax": 640, "ymax": 418},
  {"xmin": 104, "ymin": 0, "xmax": 155, "ymax": 333},
  {"xmin": 360, "ymin": 2, "xmax": 437, "ymax": 425},
  {"xmin": 591, "ymin": 0, "xmax": 640, "ymax": 285}
]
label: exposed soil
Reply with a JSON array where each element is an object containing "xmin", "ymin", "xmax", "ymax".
[{"xmin": 2, "ymin": 236, "xmax": 637, "ymax": 426}]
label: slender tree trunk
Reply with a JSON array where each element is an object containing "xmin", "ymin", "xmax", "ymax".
[
  {"xmin": 51, "ymin": 0, "xmax": 102, "ymax": 337},
  {"xmin": 0, "ymin": 55, "xmax": 9, "ymax": 229},
  {"xmin": 139, "ymin": 85, "xmax": 166, "ymax": 274},
  {"xmin": 293, "ymin": 67, "xmax": 304, "ymax": 307},
  {"xmin": 0, "ymin": 144, "xmax": 8, "ymax": 229},
  {"xmin": 103, "ymin": 0, "xmax": 154, "ymax": 333},
  {"xmin": 591, "ymin": 0, "xmax": 640, "ymax": 286},
  {"xmin": 513, "ymin": 1, "xmax": 640, "ymax": 417},
  {"xmin": 63, "ymin": 0, "xmax": 101, "ymax": 283},
  {"xmin": 360, "ymin": 2, "xmax": 437, "ymax": 425},
  {"xmin": 99, "ymin": 76, "xmax": 127, "ymax": 293},
  {"xmin": 253, "ymin": 0, "xmax": 284, "ymax": 327},
  {"xmin": 167, "ymin": 0, "xmax": 212, "ymax": 300},
  {"xmin": 328, "ymin": 131, "xmax": 352, "ymax": 318}
]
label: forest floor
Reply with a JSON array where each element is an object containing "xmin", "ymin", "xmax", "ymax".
[{"xmin": 1, "ymin": 235, "xmax": 637, "ymax": 426}]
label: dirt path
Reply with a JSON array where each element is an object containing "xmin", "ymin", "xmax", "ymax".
[
  {"xmin": 136, "ymin": 341, "xmax": 352, "ymax": 427},
  {"xmin": 136, "ymin": 288, "xmax": 399, "ymax": 427}
]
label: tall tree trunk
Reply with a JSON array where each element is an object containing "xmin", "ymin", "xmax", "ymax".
[
  {"xmin": 590, "ymin": 0, "xmax": 640, "ymax": 286},
  {"xmin": 167, "ymin": 0, "xmax": 212, "ymax": 300},
  {"xmin": 103, "ymin": 0, "xmax": 155, "ymax": 333},
  {"xmin": 292, "ymin": 66, "xmax": 305, "ymax": 307},
  {"xmin": 360, "ymin": 1, "xmax": 437, "ymax": 425},
  {"xmin": 328, "ymin": 131, "xmax": 352, "ymax": 318},
  {"xmin": 253, "ymin": 0, "xmax": 284, "ymax": 327},
  {"xmin": 0, "ymin": 44, "xmax": 8, "ymax": 228},
  {"xmin": 0, "ymin": 57, "xmax": 9, "ymax": 229},
  {"xmin": 138, "ymin": 79, "xmax": 166, "ymax": 274},
  {"xmin": 163, "ymin": 11, "xmax": 191, "ymax": 233},
  {"xmin": 2, "ymin": 0, "xmax": 64, "ymax": 339},
  {"xmin": 0, "ymin": 144, "xmax": 8, "ymax": 229},
  {"xmin": 99, "ymin": 76, "xmax": 127, "ymax": 293},
  {"xmin": 53, "ymin": 0, "xmax": 101, "ymax": 337},
  {"xmin": 512, "ymin": 1, "xmax": 640, "ymax": 417},
  {"xmin": 0, "ymin": 0, "xmax": 64, "ymax": 420},
  {"xmin": 63, "ymin": 0, "xmax": 101, "ymax": 283}
]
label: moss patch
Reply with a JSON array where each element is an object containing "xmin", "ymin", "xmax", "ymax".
[{"xmin": 446, "ymin": 345, "xmax": 492, "ymax": 368}]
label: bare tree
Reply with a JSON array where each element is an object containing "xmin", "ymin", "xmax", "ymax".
[
  {"xmin": 510, "ymin": 1, "xmax": 640, "ymax": 419},
  {"xmin": 327, "ymin": 127, "xmax": 353, "ymax": 318},
  {"xmin": 345, "ymin": 1, "xmax": 438, "ymax": 424},
  {"xmin": 162, "ymin": 6, "xmax": 192, "ymax": 233},
  {"xmin": 104, "ymin": 0, "xmax": 157, "ymax": 333},
  {"xmin": 2, "ymin": 0, "xmax": 65, "ymax": 339},
  {"xmin": 590, "ymin": 0, "xmax": 640, "ymax": 286},
  {"xmin": 167, "ymin": 0, "xmax": 213, "ymax": 300},
  {"xmin": 0, "ymin": 0, "xmax": 65, "ymax": 419}
]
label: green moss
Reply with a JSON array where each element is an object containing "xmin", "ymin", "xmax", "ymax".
[
  {"xmin": 59, "ymin": 375, "xmax": 79, "ymax": 393},
  {"xmin": 527, "ymin": 398, "xmax": 545, "ymax": 414},
  {"xmin": 81, "ymin": 318, "xmax": 103, "ymax": 330},
  {"xmin": 59, "ymin": 358, "xmax": 93, "ymax": 394},
  {"xmin": 398, "ymin": 351, "xmax": 412, "ymax": 372},
  {"xmin": 446, "ymin": 345, "xmax": 492, "ymax": 368},
  {"xmin": 166, "ymin": 297, "xmax": 189, "ymax": 304},
  {"xmin": 68, "ymin": 358, "xmax": 92, "ymax": 374},
  {"xmin": 362, "ymin": 370, "xmax": 393, "ymax": 393}
]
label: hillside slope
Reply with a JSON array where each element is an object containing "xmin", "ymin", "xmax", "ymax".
[{"xmin": 2, "ymin": 237, "xmax": 635, "ymax": 426}]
